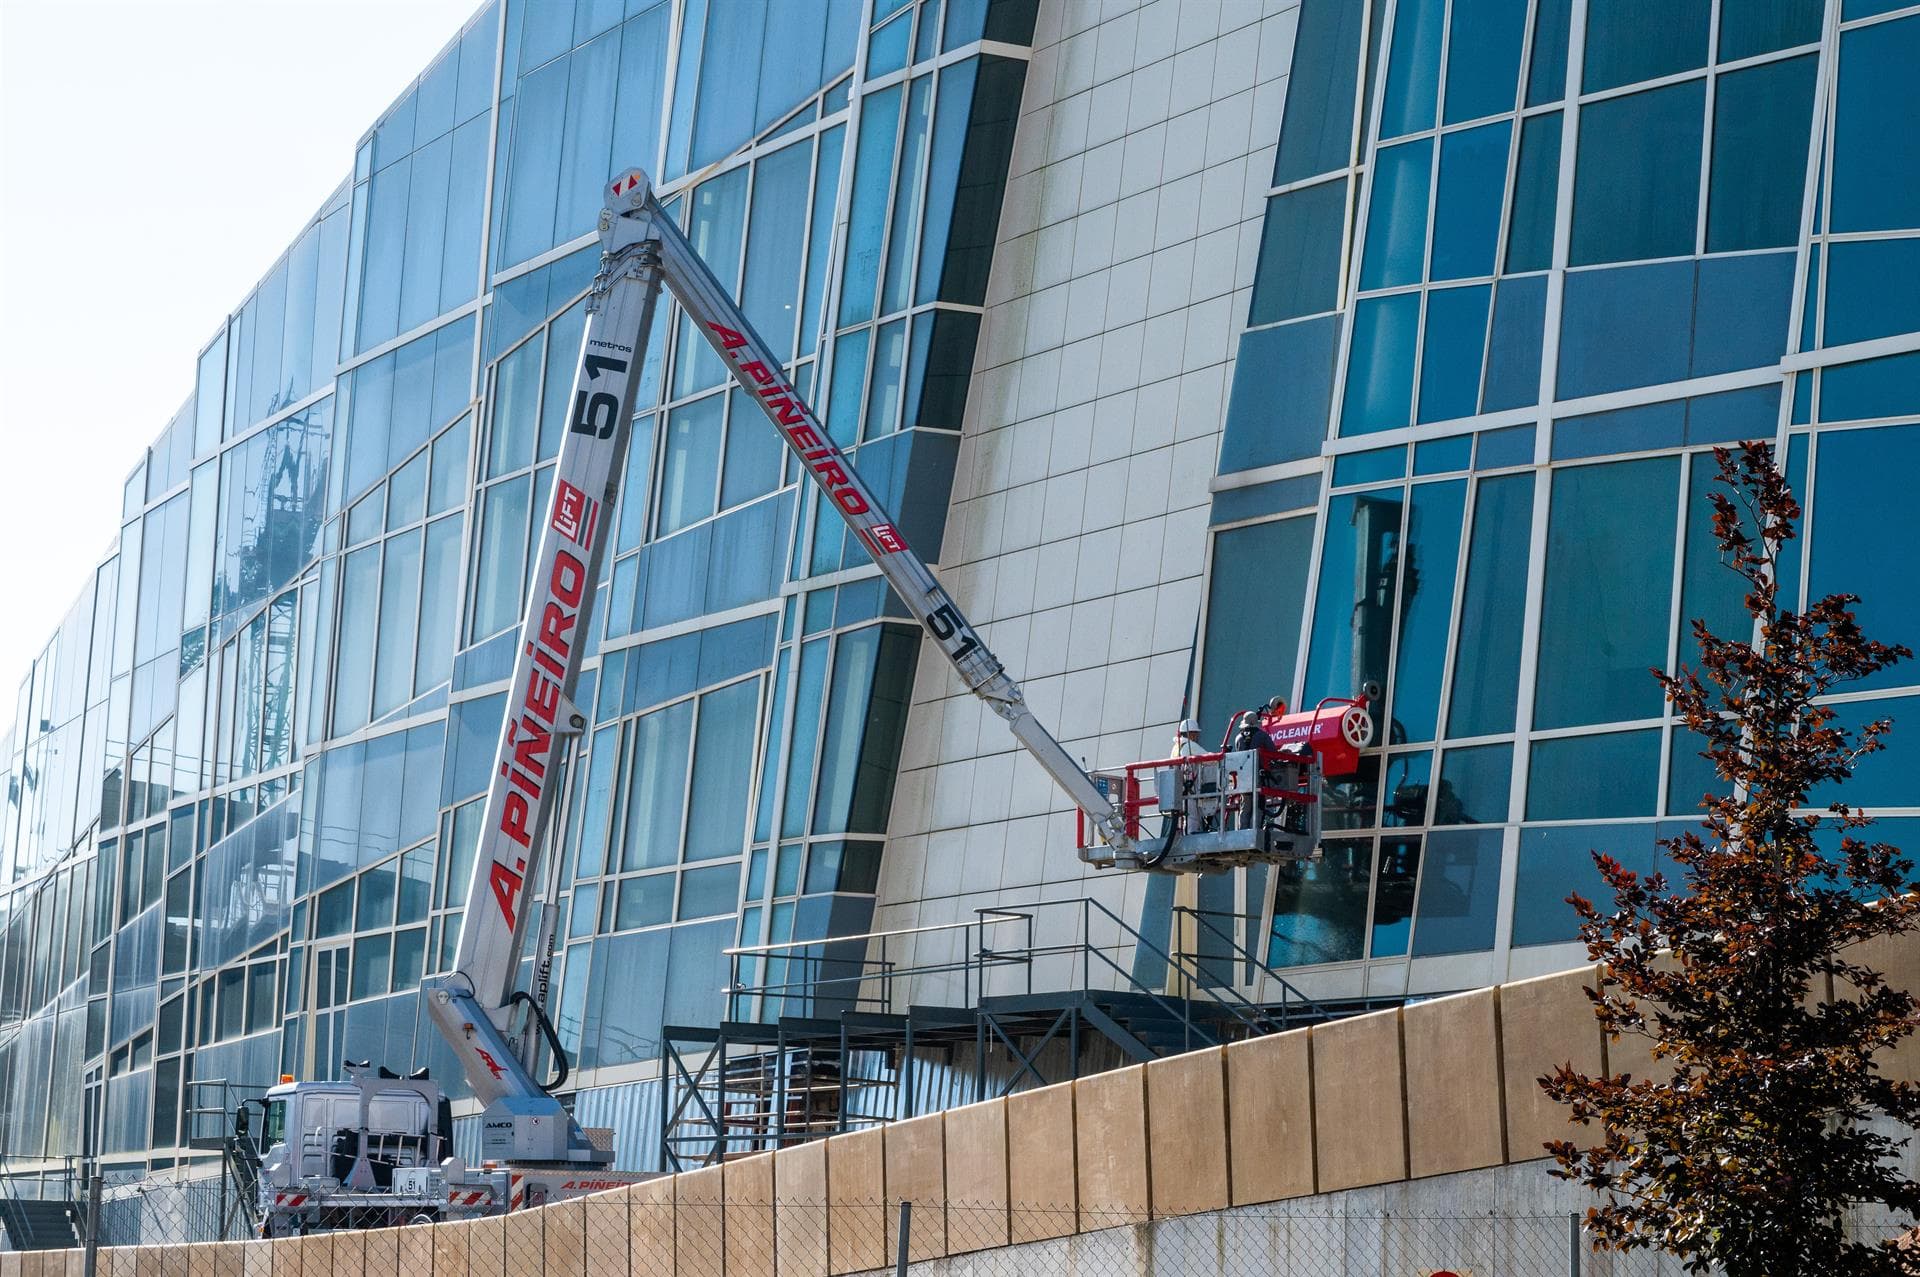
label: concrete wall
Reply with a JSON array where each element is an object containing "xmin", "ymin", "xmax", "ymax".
[{"xmin": 48, "ymin": 961, "xmax": 1634, "ymax": 1276}]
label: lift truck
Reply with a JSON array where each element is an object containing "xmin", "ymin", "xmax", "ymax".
[{"xmin": 250, "ymin": 165, "xmax": 1374, "ymax": 1232}]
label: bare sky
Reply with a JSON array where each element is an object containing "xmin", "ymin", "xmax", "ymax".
[{"xmin": 0, "ymin": 0, "xmax": 479, "ymax": 727}]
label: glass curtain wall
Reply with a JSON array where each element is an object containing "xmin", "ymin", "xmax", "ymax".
[{"xmin": 0, "ymin": 0, "xmax": 1036, "ymax": 1174}]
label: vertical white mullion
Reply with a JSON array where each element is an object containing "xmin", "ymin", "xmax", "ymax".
[
  {"xmin": 1769, "ymin": 0, "xmax": 1841, "ymax": 645},
  {"xmin": 1697, "ymin": 1, "xmax": 1723, "ymax": 256},
  {"xmin": 656, "ymin": 0, "xmax": 688, "ymax": 185},
  {"xmin": 1655, "ymin": 454, "xmax": 1692, "ymax": 814},
  {"xmin": 470, "ymin": 0, "xmax": 510, "ymax": 400},
  {"xmin": 1478, "ymin": 0, "xmax": 1541, "ymax": 416},
  {"xmin": 1425, "ymin": 470, "xmax": 1479, "ymax": 771},
  {"xmin": 1287, "ymin": 470, "xmax": 1337, "ymax": 715},
  {"xmin": 1327, "ymin": 0, "xmax": 1405, "ymax": 439},
  {"xmin": 1534, "ymin": 0, "xmax": 1588, "ymax": 465}
]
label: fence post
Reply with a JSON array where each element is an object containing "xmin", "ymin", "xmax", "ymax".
[
  {"xmin": 1568, "ymin": 1211, "xmax": 1581, "ymax": 1277},
  {"xmin": 894, "ymin": 1201, "xmax": 912, "ymax": 1276},
  {"xmin": 82, "ymin": 1174, "xmax": 103, "ymax": 1277}
]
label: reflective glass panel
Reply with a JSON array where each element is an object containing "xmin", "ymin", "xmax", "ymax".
[
  {"xmin": 1582, "ymin": 0, "xmax": 1709, "ymax": 93},
  {"xmin": 1446, "ymin": 473, "xmax": 1532, "ymax": 737},
  {"xmin": 1534, "ymin": 458, "xmax": 1679, "ymax": 729},
  {"xmin": 1197, "ymin": 517, "xmax": 1315, "ymax": 736},
  {"xmin": 1443, "ymin": 0, "xmax": 1528, "ymax": 124},
  {"xmin": 1341, "ymin": 293, "xmax": 1419, "ymax": 434},
  {"xmin": 1525, "ymin": 729, "xmax": 1661, "ymax": 819},
  {"xmin": 1267, "ymin": 839, "xmax": 1374, "ymax": 967},
  {"xmin": 1431, "ymin": 121, "xmax": 1510, "ymax": 281},
  {"xmin": 1359, "ymin": 139, "xmax": 1432, "ymax": 291},
  {"xmin": 1248, "ymin": 179, "xmax": 1349, "ymax": 326},
  {"xmin": 1305, "ymin": 490, "xmax": 1404, "ymax": 705},
  {"xmin": 1387, "ymin": 480, "xmax": 1466, "ymax": 742},
  {"xmin": 1706, "ymin": 56, "xmax": 1817, "ymax": 253},
  {"xmin": 1570, "ymin": 82, "xmax": 1704, "ymax": 267},
  {"xmin": 1831, "ymin": 17, "xmax": 1920, "ymax": 234},
  {"xmin": 1808, "ymin": 425, "xmax": 1920, "ymax": 692}
]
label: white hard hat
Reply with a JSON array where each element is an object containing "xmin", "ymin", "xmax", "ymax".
[{"xmin": 1177, "ymin": 718, "xmax": 1202, "ymax": 737}]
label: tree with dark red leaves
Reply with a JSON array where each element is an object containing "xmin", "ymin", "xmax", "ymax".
[{"xmin": 1542, "ymin": 441, "xmax": 1920, "ymax": 1275}]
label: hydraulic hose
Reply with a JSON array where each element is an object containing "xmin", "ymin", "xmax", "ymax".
[{"xmin": 508, "ymin": 989, "xmax": 571, "ymax": 1094}]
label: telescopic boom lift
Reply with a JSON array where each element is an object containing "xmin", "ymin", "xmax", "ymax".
[{"xmin": 416, "ymin": 167, "xmax": 1152, "ymax": 1182}]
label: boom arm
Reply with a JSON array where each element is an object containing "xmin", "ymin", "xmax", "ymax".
[{"xmin": 428, "ymin": 165, "xmax": 1140, "ymax": 1147}]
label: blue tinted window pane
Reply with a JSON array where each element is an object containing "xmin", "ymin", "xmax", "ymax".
[
  {"xmin": 612, "ymin": 9, "xmax": 669, "ymax": 194},
  {"xmin": 1504, "ymin": 113, "xmax": 1560, "ymax": 274},
  {"xmin": 1198, "ymin": 518, "xmax": 1316, "ymax": 736},
  {"xmin": 741, "ymin": 141, "xmax": 812, "ymax": 363},
  {"xmin": 1719, "ymin": 0, "xmax": 1821, "ymax": 60},
  {"xmin": 1434, "ymin": 742, "xmax": 1511, "ymax": 824},
  {"xmin": 1825, "ymin": 239, "xmax": 1920, "ymax": 347},
  {"xmin": 1331, "ymin": 446, "xmax": 1406, "ymax": 487},
  {"xmin": 685, "ymin": 680, "xmax": 760, "ymax": 861},
  {"xmin": 1389, "ymin": 480, "xmax": 1466, "ymax": 741},
  {"xmin": 1707, "ymin": 56, "xmax": 1816, "ymax": 253},
  {"xmin": 657, "ymin": 395, "xmax": 724, "ymax": 536},
  {"xmin": 1512, "ymin": 824, "xmax": 1657, "ymax": 946},
  {"xmin": 1809, "ymin": 425, "xmax": 1920, "ymax": 691},
  {"xmin": 1275, "ymin": 0, "xmax": 1366, "ymax": 184},
  {"xmin": 1551, "ymin": 399, "xmax": 1685, "ymax": 461},
  {"xmin": 672, "ymin": 169, "xmax": 749, "ymax": 400},
  {"xmin": 1220, "ymin": 317, "xmax": 1342, "ymax": 471},
  {"xmin": 867, "ymin": 11, "xmax": 911, "ymax": 76},
  {"xmin": 1341, "ymin": 294, "xmax": 1420, "ymax": 434},
  {"xmin": 801, "ymin": 127, "xmax": 847, "ymax": 352},
  {"xmin": 1684, "ymin": 384, "xmax": 1779, "ymax": 446},
  {"xmin": 1443, "ymin": 0, "xmax": 1528, "ymax": 123},
  {"xmin": 1812, "ymin": 697, "xmax": 1920, "ymax": 808},
  {"xmin": 880, "ymin": 76, "xmax": 933, "ymax": 316},
  {"xmin": 1582, "ymin": 0, "xmax": 1710, "ymax": 93},
  {"xmin": 1557, "ymin": 260, "xmax": 1695, "ymax": 399},
  {"xmin": 1676, "ymin": 451, "xmax": 1755, "ymax": 658},
  {"xmin": 1267, "ymin": 839, "xmax": 1373, "ymax": 967},
  {"xmin": 1535, "ymin": 458, "xmax": 1680, "ymax": 729},
  {"xmin": 678, "ymin": 864, "xmax": 740, "ymax": 921},
  {"xmin": 622, "ymin": 701, "xmax": 694, "ymax": 871},
  {"xmin": 1480, "ymin": 276, "xmax": 1546, "ymax": 411},
  {"xmin": 1571, "ymin": 81, "xmax": 1704, "ymax": 266},
  {"xmin": 839, "ymin": 84, "xmax": 904, "ymax": 326},
  {"xmin": 501, "ymin": 58, "xmax": 568, "ymax": 268},
  {"xmin": 1359, "ymin": 139, "xmax": 1432, "ymax": 290},
  {"xmin": 1526, "ymin": 729, "xmax": 1661, "ymax": 819},
  {"xmin": 1249, "ymin": 179, "xmax": 1349, "ymax": 326},
  {"xmin": 1832, "ymin": 16, "xmax": 1920, "ymax": 233},
  {"xmin": 1525, "ymin": 0, "xmax": 1571, "ymax": 105},
  {"xmin": 1414, "ymin": 434, "xmax": 1472, "ymax": 474},
  {"xmin": 1690, "ymin": 251, "xmax": 1793, "ymax": 378},
  {"xmin": 1417, "ymin": 285, "xmax": 1490, "ymax": 424},
  {"xmin": 1305, "ymin": 490, "xmax": 1404, "ymax": 705},
  {"xmin": 1447, "ymin": 473, "xmax": 1532, "ymax": 737},
  {"xmin": 1821, "ymin": 351, "xmax": 1920, "ymax": 422},
  {"xmin": 1379, "ymin": 0, "xmax": 1442, "ymax": 139},
  {"xmin": 1370, "ymin": 835, "xmax": 1422, "ymax": 956},
  {"xmin": 554, "ymin": 31, "xmax": 622, "ymax": 249},
  {"xmin": 1430, "ymin": 122, "xmax": 1510, "ymax": 281},
  {"xmin": 1410, "ymin": 827, "xmax": 1502, "ymax": 955}
]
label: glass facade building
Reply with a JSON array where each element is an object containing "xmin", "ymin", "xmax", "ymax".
[
  {"xmin": 4, "ymin": 0, "xmax": 1920, "ymax": 1182},
  {"xmin": 0, "ymin": 0, "xmax": 1037, "ymax": 1173},
  {"xmin": 1203, "ymin": 0, "xmax": 1920, "ymax": 995}
]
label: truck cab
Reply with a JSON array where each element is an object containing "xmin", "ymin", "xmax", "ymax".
[{"xmin": 257, "ymin": 1069, "xmax": 451, "ymax": 1192}]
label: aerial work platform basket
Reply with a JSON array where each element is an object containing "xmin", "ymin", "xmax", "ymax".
[{"xmin": 1077, "ymin": 695, "xmax": 1375, "ymax": 873}]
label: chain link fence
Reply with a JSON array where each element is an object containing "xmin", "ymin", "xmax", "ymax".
[{"xmin": 26, "ymin": 1178, "xmax": 1920, "ymax": 1275}]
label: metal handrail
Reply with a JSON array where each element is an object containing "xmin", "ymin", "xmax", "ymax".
[
  {"xmin": 1171, "ymin": 905, "xmax": 1331, "ymax": 1030},
  {"xmin": 719, "ymin": 894, "xmax": 1314, "ymax": 1048}
]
